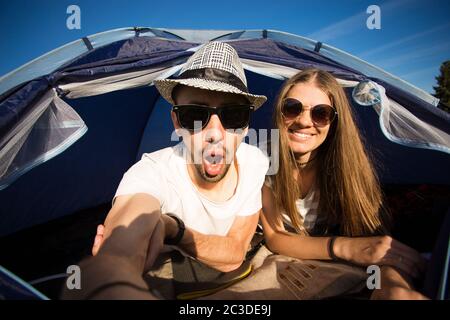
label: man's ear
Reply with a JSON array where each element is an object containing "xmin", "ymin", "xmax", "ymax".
[
  {"xmin": 171, "ymin": 111, "xmax": 189, "ymax": 139},
  {"xmin": 171, "ymin": 111, "xmax": 180, "ymax": 130}
]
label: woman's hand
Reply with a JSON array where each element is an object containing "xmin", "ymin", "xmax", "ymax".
[
  {"xmin": 334, "ymin": 236, "xmax": 426, "ymax": 278},
  {"xmin": 370, "ymin": 265, "xmax": 429, "ymax": 300}
]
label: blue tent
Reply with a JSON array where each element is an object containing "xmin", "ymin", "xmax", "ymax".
[{"xmin": 0, "ymin": 28, "xmax": 449, "ymax": 237}]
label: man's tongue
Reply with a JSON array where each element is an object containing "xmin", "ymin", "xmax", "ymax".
[{"xmin": 203, "ymin": 152, "xmax": 224, "ymax": 176}]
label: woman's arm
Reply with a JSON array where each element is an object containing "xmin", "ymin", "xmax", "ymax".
[
  {"xmin": 262, "ymin": 185, "xmax": 429, "ymax": 300},
  {"xmin": 261, "ymin": 185, "xmax": 333, "ymax": 260},
  {"xmin": 261, "ymin": 185, "xmax": 425, "ymax": 277}
]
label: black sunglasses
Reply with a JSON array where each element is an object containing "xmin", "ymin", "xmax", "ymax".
[
  {"xmin": 281, "ymin": 98, "xmax": 337, "ymax": 127},
  {"xmin": 172, "ymin": 104, "xmax": 254, "ymax": 130}
]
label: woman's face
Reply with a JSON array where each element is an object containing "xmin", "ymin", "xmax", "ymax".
[{"xmin": 283, "ymin": 82, "xmax": 332, "ymax": 158}]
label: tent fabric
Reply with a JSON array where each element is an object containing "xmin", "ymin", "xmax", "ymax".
[
  {"xmin": 58, "ymin": 65, "xmax": 184, "ymax": 99},
  {"xmin": 0, "ymin": 265, "xmax": 49, "ymax": 300},
  {"xmin": 1, "ymin": 36, "xmax": 448, "ymax": 180},
  {"xmin": 0, "ymin": 89, "xmax": 87, "ymax": 191},
  {"xmin": 0, "ymin": 28, "xmax": 439, "ymax": 105},
  {"xmin": 0, "ymin": 28, "xmax": 139, "ymax": 97},
  {"xmin": 0, "ymin": 28, "xmax": 449, "ymax": 236},
  {"xmin": 378, "ymin": 95, "xmax": 450, "ymax": 154},
  {"xmin": 1, "ymin": 86, "xmax": 159, "ymax": 236}
]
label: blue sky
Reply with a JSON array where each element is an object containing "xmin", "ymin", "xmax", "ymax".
[{"xmin": 0, "ymin": 0, "xmax": 449, "ymax": 93}]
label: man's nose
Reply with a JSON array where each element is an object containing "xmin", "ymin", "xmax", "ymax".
[{"xmin": 204, "ymin": 114, "xmax": 225, "ymax": 143}]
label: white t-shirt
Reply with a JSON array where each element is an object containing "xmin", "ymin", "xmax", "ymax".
[
  {"xmin": 265, "ymin": 176, "xmax": 321, "ymax": 232},
  {"xmin": 114, "ymin": 142, "xmax": 269, "ymax": 236}
]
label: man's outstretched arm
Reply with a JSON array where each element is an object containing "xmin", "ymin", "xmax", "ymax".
[
  {"xmin": 92, "ymin": 193, "xmax": 163, "ymax": 269},
  {"xmin": 63, "ymin": 194, "xmax": 165, "ymax": 300},
  {"xmin": 93, "ymin": 204, "xmax": 260, "ymax": 273}
]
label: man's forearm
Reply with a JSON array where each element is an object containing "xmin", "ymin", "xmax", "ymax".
[{"xmin": 179, "ymin": 227, "xmax": 246, "ymax": 272}]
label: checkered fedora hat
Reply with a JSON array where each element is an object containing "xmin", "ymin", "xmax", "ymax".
[{"xmin": 154, "ymin": 42, "xmax": 267, "ymax": 109}]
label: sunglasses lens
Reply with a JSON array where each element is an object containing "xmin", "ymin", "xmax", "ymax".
[
  {"xmin": 177, "ymin": 106, "xmax": 209, "ymax": 130},
  {"xmin": 220, "ymin": 106, "xmax": 252, "ymax": 129},
  {"xmin": 311, "ymin": 105, "xmax": 335, "ymax": 126},
  {"xmin": 282, "ymin": 98, "xmax": 302, "ymax": 119}
]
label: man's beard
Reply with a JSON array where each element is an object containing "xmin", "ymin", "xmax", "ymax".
[
  {"xmin": 190, "ymin": 144, "xmax": 233, "ymax": 183},
  {"xmin": 194, "ymin": 162, "xmax": 232, "ymax": 183}
]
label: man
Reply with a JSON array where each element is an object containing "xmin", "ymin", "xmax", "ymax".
[{"xmin": 71, "ymin": 42, "xmax": 269, "ymax": 299}]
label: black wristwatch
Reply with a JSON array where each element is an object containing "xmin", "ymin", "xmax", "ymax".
[{"xmin": 164, "ymin": 213, "xmax": 185, "ymax": 246}]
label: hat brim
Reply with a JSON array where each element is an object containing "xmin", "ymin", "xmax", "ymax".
[{"xmin": 154, "ymin": 78, "xmax": 267, "ymax": 110}]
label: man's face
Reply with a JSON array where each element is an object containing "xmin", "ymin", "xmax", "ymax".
[{"xmin": 171, "ymin": 85, "xmax": 249, "ymax": 183}]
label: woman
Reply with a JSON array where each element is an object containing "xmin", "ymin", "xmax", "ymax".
[{"xmin": 261, "ymin": 69, "xmax": 427, "ymax": 299}]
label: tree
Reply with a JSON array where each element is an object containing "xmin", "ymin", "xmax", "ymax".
[{"xmin": 433, "ymin": 60, "xmax": 450, "ymax": 113}]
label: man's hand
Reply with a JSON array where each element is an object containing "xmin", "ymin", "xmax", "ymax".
[
  {"xmin": 91, "ymin": 193, "xmax": 165, "ymax": 271},
  {"xmin": 161, "ymin": 214, "xmax": 179, "ymax": 239},
  {"xmin": 92, "ymin": 219, "xmax": 164, "ymax": 272},
  {"xmin": 143, "ymin": 216, "xmax": 165, "ymax": 271},
  {"xmin": 92, "ymin": 214, "xmax": 178, "ymax": 256},
  {"xmin": 334, "ymin": 236, "xmax": 426, "ymax": 278},
  {"xmin": 92, "ymin": 224, "xmax": 105, "ymax": 256},
  {"xmin": 92, "ymin": 213, "xmax": 177, "ymax": 256}
]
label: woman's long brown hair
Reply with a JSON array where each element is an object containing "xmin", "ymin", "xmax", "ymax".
[{"xmin": 271, "ymin": 69, "xmax": 389, "ymax": 236}]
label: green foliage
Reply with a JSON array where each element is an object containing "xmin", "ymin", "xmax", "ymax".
[{"xmin": 433, "ymin": 60, "xmax": 450, "ymax": 113}]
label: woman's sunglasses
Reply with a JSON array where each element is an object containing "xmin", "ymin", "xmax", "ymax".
[
  {"xmin": 172, "ymin": 104, "xmax": 255, "ymax": 131},
  {"xmin": 281, "ymin": 98, "xmax": 337, "ymax": 127}
]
